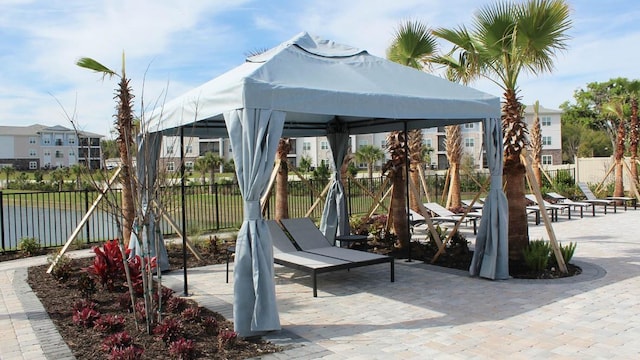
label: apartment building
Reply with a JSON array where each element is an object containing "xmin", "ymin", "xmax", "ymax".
[
  {"xmin": 159, "ymin": 104, "xmax": 562, "ymax": 171},
  {"xmin": 0, "ymin": 124, "xmax": 103, "ymax": 170}
]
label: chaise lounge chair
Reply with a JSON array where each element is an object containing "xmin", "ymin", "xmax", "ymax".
[
  {"xmin": 577, "ymin": 182, "xmax": 637, "ymax": 211},
  {"xmin": 525, "ymin": 194, "xmax": 572, "ymax": 221},
  {"xmin": 546, "ymin": 192, "xmax": 595, "ymax": 217},
  {"xmin": 576, "ymin": 182, "xmax": 617, "ymax": 214},
  {"xmin": 421, "ymin": 202, "xmax": 481, "ymax": 235},
  {"xmin": 274, "ymin": 219, "xmax": 394, "ymax": 297}
]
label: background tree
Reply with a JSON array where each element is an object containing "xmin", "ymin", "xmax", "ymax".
[
  {"xmin": 602, "ymin": 97, "xmax": 628, "ymax": 198},
  {"xmin": 354, "ymin": 145, "xmax": 385, "ymax": 180},
  {"xmin": 195, "ymin": 151, "xmax": 223, "ymax": 194},
  {"xmin": 101, "ymin": 139, "xmax": 119, "ymax": 160},
  {"xmin": 628, "ymin": 81, "xmax": 640, "ymax": 183},
  {"xmin": 77, "ymin": 55, "xmax": 136, "ymax": 246},
  {"xmin": 69, "ymin": 163, "xmax": 85, "ymax": 190},
  {"xmin": 298, "ymin": 156, "xmax": 312, "ymax": 174},
  {"xmin": 51, "ymin": 167, "xmax": 69, "ymax": 192},
  {"xmin": 1, "ymin": 166, "xmax": 15, "ymax": 188},
  {"xmin": 433, "ymin": 0, "xmax": 572, "ymax": 261},
  {"xmin": 530, "ymin": 101, "xmax": 543, "ymax": 186},
  {"xmin": 275, "ymin": 138, "xmax": 291, "ymax": 220}
]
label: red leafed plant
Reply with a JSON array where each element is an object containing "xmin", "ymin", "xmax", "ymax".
[
  {"xmin": 72, "ymin": 307, "xmax": 101, "ymax": 328},
  {"xmin": 84, "ymin": 239, "xmax": 129, "ymax": 291},
  {"xmin": 101, "ymin": 331, "xmax": 133, "ymax": 352},
  {"xmin": 181, "ymin": 306, "xmax": 201, "ymax": 323},
  {"xmin": 93, "ymin": 314, "xmax": 126, "ymax": 333},
  {"xmin": 168, "ymin": 338, "xmax": 198, "ymax": 360},
  {"xmin": 153, "ymin": 317, "xmax": 184, "ymax": 344},
  {"xmin": 126, "ymin": 254, "xmax": 157, "ymax": 296},
  {"xmin": 218, "ymin": 329, "xmax": 238, "ymax": 349}
]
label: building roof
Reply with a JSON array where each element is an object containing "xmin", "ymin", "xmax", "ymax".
[
  {"xmin": 523, "ymin": 104, "xmax": 562, "ymax": 115},
  {"xmin": 0, "ymin": 124, "xmax": 104, "ymax": 138}
]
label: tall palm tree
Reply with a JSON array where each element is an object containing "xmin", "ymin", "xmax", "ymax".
[
  {"xmin": 433, "ymin": 0, "xmax": 572, "ymax": 261},
  {"xmin": 384, "ymin": 132, "xmax": 410, "ymax": 249},
  {"xmin": 387, "ymin": 20, "xmax": 438, "ymax": 218},
  {"xmin": 602, "ymin": 98, "xmax": 627, "ymax": 199},
  {"xmin": 354, "ymin": 145, "xmax": 385, "ymax": 180},
  {"xmin": 77, "ymin": 55, "xmax": 137, "ymax": 246},
  {"xmin": 275, "ymin": 138, "xmax": 291, "ymax": 220},
  {"xmin": 530, "ymin": 101, "xmax": 543, "ymax": 187},
  {"xmin": 444, "ymin": 125, "xmax": 463, "ymax": 208},
  {"xmin": 628, "ymin": 81, "xmax": 640, "ymax": 184}
]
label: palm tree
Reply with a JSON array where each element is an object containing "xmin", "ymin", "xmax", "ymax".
[
  {"xmin": 530, "ymin": 101, "xmax": 543, "ymax": 187},
  {"xmin": 69, "ymin": 163, "xmax": 85, "ymax": 191},
  {"xmin": 354, "ymin": 145, "xmax": 385, "ymax": 180},
  {"xmin": 628, "ymin": 81, "xmax": 640, "ymax": 184},
  {"xmin": 433, "ymin": 0, "xmax": 572, "ymax": 261},
  {"xmin": 387, "ymin": 20, "xmax": 438, "ymax": 217},
  {"xmin": 77, "ymin": 55, "xmax": 137, "ymax": 246},
  {"xmin": 384, "ymin": 132, "xmax": 410, "ymax": 249},
  {"xmin": 51, "ymin": 167, "xmax": 69, "ymax": 192},
  {"xmin": 275, "ymin": 138, "xmax": 291, "ymax": 220},
  {"xmin": 602, "ymin": 97, "xmax": 627, "ymax": 199},
  {"xmin": 195, "ymin": 151, "xmax": 223, "ymax": 194},
  {"xmin": 444, "ymin": 125, "xmax": 463, "ymax": 208}
]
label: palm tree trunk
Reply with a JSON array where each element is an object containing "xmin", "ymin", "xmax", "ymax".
[
  {"xmin": 630, "ymin": 97, "xmax": 638, "ymax": 183},
  {"xmin": 390, "ymin": 168, "xmax": 409, "ymax": 249},
  {"xmin": 614, "ymin": 120, "xmax": 626, "ymax": 198},
  {"xmin": 530, "ymin": 107, "xmax": 543, "ymax": 187},
  {"xmin": 275, "ymin": 139, "xmax": 291, "ymax": 220},
  {"xmin": 408, "ymin": 129, "xmax": 424, "ymax": 212},
  {"xmin": 209, "ymin": 169, "xmax": 215, "ymax": 195},
  {"xmin": 502, "ymin": 90, "xmax": 529, "ymax": 262},
  {"xmin": 117, "ymin": 77, "xmax": 135, "ymax": 247},
  {"xmin": 448, "ymin": 162, "xmax": 461, "ymax": 208},
  {"xmin": 445, "ymin": 125, "xmax": 462, "ymax": 209}
]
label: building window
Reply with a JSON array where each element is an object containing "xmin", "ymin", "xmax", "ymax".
[
  {"xmin": 29, "ymin": 137, "xmax": 36, "ymax": 144},
  {"xmin": 43, "ymin": 137, "xmax": 51, "ymax": 145},
  {"xmin": 424, "ymin": 139, "xmax": 432, "ymax": 148},
  {"xmin": 542, "ymin": 155, "xmax": 553, "ymax": 165},
  {"xmin": 542, "ymin": 136, "xmax": 552, "ymax": 146},
  {"xmin": 358, "ymin": 140, "xmax": 368, "ymax": 149},
  {"xmin": 44, "ymin": 150, "xmax": 51, "ymax": 157},
  {"xmin": 166, "ymin": 145, "xmax": 174, "ymax": 154},
  {"xmin": 68, "ymin": 136, "xmax": 76, "ymax": 145},
  {"xmin": 186, "ymin": 145, "xmax": 193, "ymax": 154},
  {"xmin": 167, "ymin": 162, "xmax": 175, "ymax": 172},
  {"xmin": 464, "ymin": 123, "xmax": 474, "ymax": 129},
  {"xmin": 320, "ymin": 141, "xmax": 328, "ymax": 150},
  {"xmin": 303, "ymin": 142, "xmax": 311, "ymax": 151},
  {"xmin": 29, "ymin": 161, "xmax": 37, "ymax": 170},
  {"xmin": 465, "ymin": 138, "xmax": 475, "ymax": 148},
  {"xmin": 69, "ymin": 150, "xmax": 75, "ymax": 157},
  {"xmin": 542, "ymin": 116, "xmax": 552, "ymax": 126},
  {"xmin": 55, "ymin": 151, "xmax": 64, "ymax": 158},
  {"xmin": 29, "ymin": 149, "xmax": 37, "ymax": 157},
  {"xmin": 185, "ymin": 161, "xmax": 194, "ymax": 170},
  {"xmin": 381, "ymin": 140, "xmax": 386, "ymax": 148},
  {"xmin": 55, "ymin": 138, "xmax": 63, "ymax": 146}
]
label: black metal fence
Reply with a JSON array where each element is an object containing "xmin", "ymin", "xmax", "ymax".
[{"xmin": 0, "ymin": 167, "xmax": 575, "ymax": 251}]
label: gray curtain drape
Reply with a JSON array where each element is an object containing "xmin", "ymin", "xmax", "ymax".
[
  {"xmin": 224, "ymin": 108, "xmax": 283, "ymax": 337},
  {"xmin": 319, "ymin": 123, "xmax": 350, "ymax": 243},
  {"xmin": 469, "ymin": 117, "xmax": 509, "ymax": 279},
  {"xmin": 129, "ymin": 132, "xmax": 169, "ymax": 271}
]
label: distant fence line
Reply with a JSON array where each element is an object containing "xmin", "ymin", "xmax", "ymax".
[{"xmin": 0, "ymin": 168, "xmax": 575, "ymax": 251}]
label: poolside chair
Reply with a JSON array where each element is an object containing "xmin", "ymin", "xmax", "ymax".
[
  {"xmin": 525, "ymin": 194, "xmax": 572, "ymax": 221},
  {"xmin": 546, "ymin": 192, "xmax": 595, "ymax": 217},
  {"xmin": 277, "ymin": 218, "xmax": 394, "ymax": 296},
  {"xmin": 461, "ymin": 199, "xmax": 484, "ymax": 211},
  {"xmin": 576, "ymin": 182, "xmax": 617, "ymax": 214},
  {"xmin": 578, "ymin": 183, "xmax": 637, "ymax": 211},
  {"xmin": 421, "ymin": 202, "xmax": 481, "ymax": 235}
]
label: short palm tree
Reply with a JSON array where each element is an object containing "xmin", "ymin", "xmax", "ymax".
[
  {"xmin": 628, "ymin": 81, "xmax": 640, "ymax": 183},
  {"xmin": 530, "ymin": 101, "xmax": 543, "ymax": 187},
  {"xmin": 433, "ymin": 0, "xmax": 572, "ymax": 261},
  {"xmin": 275, "ymin": 138, "xmax": 291, "ymax": 220},
  {"xmin": 69, "ymin": 163, "xmax": 85, "ymax": 191},
  {"xmin": 77, "ymin": 55, "xmax": 137, "ymax": 246},
  {"xmin": 354, "ymin": 145, "xmax": 385, "ymax": 180},
  {"xmin": 1, "ymin": 166, "xmax": 15, "ymax": 188},
  {"xmin": 195, "ymin": 151, "xmax": 223, "ymax": 194}
]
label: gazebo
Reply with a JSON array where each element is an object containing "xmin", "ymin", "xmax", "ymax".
[{"xmin": 144, "ymin": 32, "xmax": 508, "ymax": 337}]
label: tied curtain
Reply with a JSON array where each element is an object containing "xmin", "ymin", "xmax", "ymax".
[
  {"xmin": 224, "ymin": 108, "xmax": 283, "ymax": 337},
  {"xmin": 128, "ymin": 132, "xmax": 169, "ymax": 272},
  {"xmin": 469, "ymin": 117, "xmax": 509, "ymax": 280},
  {"xmin": 319, "ymin": 124, "xmax": 350, "ymax": 243}
]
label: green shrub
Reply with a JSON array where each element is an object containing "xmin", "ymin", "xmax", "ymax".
[
  {"xmin": 549, "ymin": 242, "xmax": 577, "ymax": 267},
  {"xmin": 18, "ymin": 237, "xmax": 41, "ymax": 256},
  {"xmin": 47, "ymin": 254, "xmax": 74, "ymax": 282},
  {"xmin": 523, "ymin": 240, "xmax": 551, "ymax": 272}
]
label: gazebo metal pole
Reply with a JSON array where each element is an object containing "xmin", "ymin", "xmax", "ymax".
[
  {"xmin": 404, "ymin": 121, "xmax": 412, "ymax": 262},
  {"xmin": 180, "ymin": 127, "xmax": 188, "ymax": 296}
]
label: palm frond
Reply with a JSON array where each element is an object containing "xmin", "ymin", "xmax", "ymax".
[
  {"xmin": 387, "ymin": 20, "xmax": 438, "ymax": 70},
  {"xmin": 76, "ymin": 57, "xmax": 118, "ymax": 80}
]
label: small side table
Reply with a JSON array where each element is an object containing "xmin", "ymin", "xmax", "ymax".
[{"xmin": 335, "ymin": 234, "xmax": 368, "ymax": 249}]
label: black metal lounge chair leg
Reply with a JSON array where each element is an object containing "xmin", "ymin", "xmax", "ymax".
[
  {"xmin": 312, "ymin": 272, "xmax": 318, "ymax": 297},
  {"xmin": 390, "ymin": 260, "xmax": 395, "ymax": 282},
  {"xmin": 473, "ymin": 219, "xmax": 477, "ymax": 235},
  {"xmin": 226, "ymin": 246, "xmax": 235, "ymax": 284}
]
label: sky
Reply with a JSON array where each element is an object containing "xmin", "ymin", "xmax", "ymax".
[{"xmin": 1, "ymin": 0, "xmax": 639, "ymax": 137}]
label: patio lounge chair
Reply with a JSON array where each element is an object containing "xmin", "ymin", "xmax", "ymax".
[
  {"xmin": 576, "ymin": 182, "xmax": 617, "ymax": 214},
  {"xmin": 546, "ymin": 192, "xmax": 595, "ymax": 217},
  {"xmin": 525, "ymin": 194, "xmax": 572, "ymax": 221},
  {"xmin": 276, "ymin": 219, "xmax": 394, "ymax": 297},
  {"xmin": 579, "ymin": 183, "xmax": 637, "ymax": 211},
  {"xmin": 421, "ymin": 202, "xmax": 481, "ymax": 235}
]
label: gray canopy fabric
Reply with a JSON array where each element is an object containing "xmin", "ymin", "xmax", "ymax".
[
  {"xmin": 128, "ymin": 132, "xmax": 169, "ymax": 272},
  {"xmin": 224, "ymin": 109, "xmax": 283, "ymax": 336},
  {"xmin": 319, "ymin": 123, "xmax": 350, "ymax": 243},
  {"xmin": 145, "ymin": 32, "xmax": 508, "ymax": 336},
  {"xmin": 469, "ymin": 117, "xmax": 509, "ymax": 279}
]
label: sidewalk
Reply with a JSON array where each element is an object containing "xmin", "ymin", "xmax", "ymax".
[{"xmin": 2, "ymin": 209, "xmax": 640, "ymax": 359}]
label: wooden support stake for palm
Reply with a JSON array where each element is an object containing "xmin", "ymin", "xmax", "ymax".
[
  {"xmin": 622, "ymin": 159, "xmax": 640, "ymax": 200},
  {"xmin": 417, "ymin": 165, "xmax": 431, "ymax": 203},
  {"xmin": 346, "ymin": 172, "xmax": 390, "ymax": 214},
  {"xmin": 260, "ymin": 158, "xmax": 281, "ymax": 215},
  {"xmin": 152, "ymin": 199, "xmax": 202, "ymax": 261},
  {"xmin": 305, "ymin": 182, "xmax": 332, "ymax": 217},
  {"xmin": 431, "ymin": 177, "xmax": 489, "ymax": 264},
  {"xmin": 441, "ymin": 169, "xmax": 450, "ymax": 204},
  {"xmin": 595, "ymin": 161, "xmax": 616, "ymax": 194},
  {"xmin": 407, "ymin": 179, "xmax": 442, "ymax": 249},
  {"xmin": 522, "ymin": 152, "xmax": 567, "ymax": 274}
]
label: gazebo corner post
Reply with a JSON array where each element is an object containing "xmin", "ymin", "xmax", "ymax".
[
  {"xmin": 180, "ymin": 126, "xmax": 188, "ymax": 296},
  {"xmin": 404, "ymin": 121, "xmax": 412, "ymax": 263}
]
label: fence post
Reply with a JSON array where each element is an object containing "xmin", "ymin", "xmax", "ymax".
[
  {"xmin": 84, "ymin": 188, "xmax": 90, "ymax": 244},
  {"xmin": 0, "ymin": 191, "xmax": 4, "ymax": 251},
  {"xmin": 347, "ymin": 177, "xmax": 352, "ymax": 217},
  {"xmin": 214, "ymin": 183, "xmax": 220, "ymax": 230}
]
